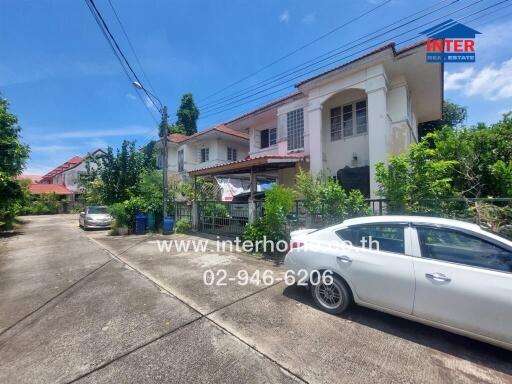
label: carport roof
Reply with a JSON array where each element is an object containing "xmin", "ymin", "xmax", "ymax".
[{"xmin": 188, "ymin": 154, "xmax": 305, "ymax": 176}]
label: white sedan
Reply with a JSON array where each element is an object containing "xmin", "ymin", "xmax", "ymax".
[{"xmin": 284, "ymin": 216, "xmax": 512, "ymax": 350}]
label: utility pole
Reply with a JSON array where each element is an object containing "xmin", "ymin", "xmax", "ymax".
[{"xmin": 160, "ymin": 105, "xmax": 169, "ymax": 219}]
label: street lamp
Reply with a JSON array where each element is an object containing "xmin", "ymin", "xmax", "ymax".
[{"xmin": 132, "ymin": 81, "xmax": 170, "ymax": 231}]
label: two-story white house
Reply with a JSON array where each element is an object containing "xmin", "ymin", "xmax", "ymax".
[
  {"xmin": 155, "ymin": 124, "xmax": 249, "ymax": 179},
  {"xmin": 189, "ymin": 42, "xmax": 442, "ymax": 198}
]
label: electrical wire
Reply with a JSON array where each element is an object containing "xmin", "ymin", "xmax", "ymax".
[
  {"xmin": 106, "ymin": 0, "xmax": 158, "ymax": 96},
  {"xmin": 199, "ymin": 0, "xmax": 460, "ymax": 110},
  {"xmin": 202, "ymin": 0, "xmax": 508, "ymax": 119},
  {"xmin": 197, "ymin": 0, "xmax": 393, "ymax": 103}
]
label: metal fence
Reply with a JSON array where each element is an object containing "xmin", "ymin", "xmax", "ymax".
[
  {"xmin": 175, "ymin": 202, "xmax": 192, "ymax": 223},
  {"xmin": 198, "ymin": 201, "xmax": 249, "ymax": 236}
]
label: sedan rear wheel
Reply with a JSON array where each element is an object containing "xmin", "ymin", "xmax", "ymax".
[{"xmin": 311, "ymin": 275, "xmax": 351, "ymax": 315}]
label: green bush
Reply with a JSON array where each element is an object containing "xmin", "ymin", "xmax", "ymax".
[
  {"xmin": 174, "ymin": 218, "xmax": 192, "ymax": 233},
  {"xmin": 21, "ymin": 193, "xmax": 60, "ymax": 215},
  {"xmin": 243, "ymin": 185, "xmax": 294, "ymax": 253},
  {"xmin": 109, "ymin": 196, "xmax": 146, "ymax": 230},
  {"xmin": 295, "ymin": 170, "xmax": 371, "ymax": 225}
]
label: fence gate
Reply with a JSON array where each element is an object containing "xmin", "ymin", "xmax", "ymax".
[{"xmin": 198, "ymin": 201, "xmax": 249, "ymax": 236}]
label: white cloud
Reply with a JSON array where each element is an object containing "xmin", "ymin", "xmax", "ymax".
[
  {"xmin": 30, "ymin": 145, "xmax": 79, "ymax": 153},
  {"xmin": 444, "ymin": 59, "xmax": 512, "ymax": 100},
  {"xmin": 126, "ymin": 93, "xmax": 137, "ymax": 100},
  {"xmin": 279, "ymin": 10, "xmax": 290, "ymax": 23},
  {"xmin": 302, "ymin": 13, "xmax": 316, "ymax": 25},
  {"xmin": 444, "ymin": 68, "xmax": 474, "ymax": 90}
]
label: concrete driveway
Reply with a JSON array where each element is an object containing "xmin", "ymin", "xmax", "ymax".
[{"xmin": 1, "ymin": 214, "xmax": 511, "ymax": 383}]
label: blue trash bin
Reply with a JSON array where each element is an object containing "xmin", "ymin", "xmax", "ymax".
[
  {"xmin": 163, "ymin": 216, "xmax": 174, "ymax": 235},
  {"xmin": 135, "ymin": 213, "xmax": 147, "ymax": 235},
  {"xmin": 146, "ymin": 212, "xmax": 155, "ymax": 232}
]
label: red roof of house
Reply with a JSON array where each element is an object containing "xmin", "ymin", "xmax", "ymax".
[
  {"xmin": 40, "ymin": 149, "xmax": 105, "ymax": 182},
  {"xmin": 189, "ymin": 154, "xmax": 305, "ymax": 176},
  {"xmin": 166, "ymin": 124, "xmax": 249, "ymax": 144},
  {"xmin": 29, "ymin": 184, "xmax": 74, "ymax": 195},
  {"xmin": 295, "ymin": 41, "xmax": 426, "ymax": 87},
  {"xmin": 225, "ymin": 41, "xmax": 429, "ymax": 124}
]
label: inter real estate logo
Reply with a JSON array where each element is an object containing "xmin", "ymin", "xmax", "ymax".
[{"xmin": 421, "ymin": 19, "xmax": 481, "ymax": 63}]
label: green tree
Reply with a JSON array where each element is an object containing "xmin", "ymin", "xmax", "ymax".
[
  {"xmin": 418, "ymin": 100, "xmax": 467, "ymax": 138},
  {"xmin": 0, "ymin": 97, "xmax": 30, "ymax": 229},
  {"xmin": 93, "ymin": 140, "xmax": 145, "ymax": 205},
  {"xmin": 176, "ymin": 93, "xmax": 199, "ymax": 136},
  {"xmin": 168, "ymin": 123, "xmax": 186, "ymax": 135},
  {"xmin": 376, "ymin": 113, "xmax": 512, "ymax": 216}
]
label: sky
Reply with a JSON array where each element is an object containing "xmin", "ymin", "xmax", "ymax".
[{"xmin": 1, "ymin": 0, "xmax": 511, "ymax": 175}]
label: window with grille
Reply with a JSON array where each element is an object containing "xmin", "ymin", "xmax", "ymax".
[
  {"xmin": 178, "ymin": 149, "xmax": 184, "ymax": 172},
  {"xmin": 330, "ymin": 100, "xmax": 367, "ymax": 141},
  {"xmin": 200, "ymin": 148, "xmax": 209, "ymax": 163},
  {"xmin": 356, "ymin": 100, "xmax": 367, "ymax": 134},
  {"xmin": 287, "ymin": 108, "xmax": 304, "ymax": 150},
  {"xmin": 330, "ymin": 107, "xmax": 342, "ymax": 141},
  {"xmin": 227, "ymin": 147, "xmax": 237, "ymax": 161}
]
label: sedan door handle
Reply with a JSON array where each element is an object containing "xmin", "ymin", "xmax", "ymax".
[
  {"xmin": 425, "ymin": 272, "xmax": 451, "ymax": 282},
  {"xmin": 337, "ymin": 255, "xmax": 352, "ymax": 264}
]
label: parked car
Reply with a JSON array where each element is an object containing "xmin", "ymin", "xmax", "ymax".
[
  {"xmin": 79, "ymin": 206, "xmax": 112, "ymax": 230},
  {"xmin": 284, "ymin": 216, "xmax": 512, "ymax": 350}
]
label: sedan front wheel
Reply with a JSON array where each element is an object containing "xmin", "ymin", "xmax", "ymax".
[{"xmin": 311, "ymin": 275, "xmax": 351, "ymax": 315}]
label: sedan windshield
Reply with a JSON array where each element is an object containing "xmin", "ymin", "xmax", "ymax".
[{"xmin": 87, "ymin": 206, "xmax": 108, "ymax": 214}]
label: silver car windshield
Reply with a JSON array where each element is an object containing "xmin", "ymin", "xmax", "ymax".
[{"xmin": 87, "ymin": 207, "xmax": 108, "ymax": 214}]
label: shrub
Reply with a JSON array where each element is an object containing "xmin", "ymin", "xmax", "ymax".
[
  {"xmin": 295, "ymin": 171, "xmax": 371, "ymax": 225},
  {"xmin": 243, "ymin": 185, "xmax": 294, "ymax": 253},
  {"xmin": 174, "ymin": 218, "xmax": 192, "ymax": 234},
  {"xmin": 109, "ymin": 196, "xmax": 146, "ymax": 230},
  {"xmin": 21, "ymin": 193, "xmax": 60, "ymax": 215}
]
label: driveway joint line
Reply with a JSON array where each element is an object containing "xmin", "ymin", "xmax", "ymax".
[
  {"xmin": 78, "ymin": 235, "xmax": 310, "ymax": 384},
  {"xmin": 0, "ymin": 234, "xmax": 151, "ymax": 339}
]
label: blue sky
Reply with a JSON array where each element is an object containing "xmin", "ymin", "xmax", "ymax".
[{"xmin": 1, "ymin": 0, "xmax": 511, "ymax": 175}]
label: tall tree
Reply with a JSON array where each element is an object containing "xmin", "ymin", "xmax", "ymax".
[
  {"xmin": 176, "ymin": 93, "xmax": 199, "ymax": 136},
  {"xmin": 418, "ymin": 100, "xmax": 467, "ymax": 138},
  {"xmin": 0, "ymin": 97, "xmax": 30, "ymax": 229}
]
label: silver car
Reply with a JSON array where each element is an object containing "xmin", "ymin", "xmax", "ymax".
[
  {"xmin": 284, "ymin": 216, "xmax": 512, "ymax": 350},
  {"xmin": 79, "ymin": 206, "xmax": 112, "ymax": 230}
]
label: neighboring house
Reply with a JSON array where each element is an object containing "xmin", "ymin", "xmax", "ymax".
[
  {"xmin": 39, "ymin": 149, "xmax": 105, "ymax": 199},
  {"xmin": 190, "ymin": 41, "xmax": 443, "ymax": 198},
  {"xmin": 154, "ymin": 124, "xmax": 249, "ymax": 179}
]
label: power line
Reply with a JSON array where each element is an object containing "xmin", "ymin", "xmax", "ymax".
[
  {"xmin": 200, "ymin": 0, "xmax": 508, "ymax": 120},
  {"xmin": 199, "ymin": 0, "xmax": 459, "ymax": 110},
  {"xmin": 197, "ymin": 0, "xmax": 393, "ymax": 103},
  {"xmin": 200, "ymin": 0, "xmax": 487, "ymax": 115},
  {"xmin": 106, "ymin": 0, "xmax": 158, "ymax": 96},
  {"xmin": 84, "ymin": 0, "xmax": 160, "ymax": 125}
]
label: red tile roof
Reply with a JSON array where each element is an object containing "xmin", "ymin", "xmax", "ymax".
[
  {"xmin": 40, "ymin": 149, "xmax": 105, "ymax": 182},
  {"xmin": 29, "ymin": 184, "xmax": 73, "ymax": 195},
  {"xmin": 166, "ymin": 124, "xmax": 249, "ymax": 144},
  {"xmin": 189, "ymin": 154, "xmax": 305, "ymax": 176},
  {"xmin": 295, "ymin": 41, "xmax": 427, "ymax": 87},
  {"xmin": 224, "ymin": 41, "xmax": 428, "ymax": 124}
]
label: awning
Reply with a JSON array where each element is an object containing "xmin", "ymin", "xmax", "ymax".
[{"xmin": 189, "ymin": 155, "xmax": 306, "ymax": 177}]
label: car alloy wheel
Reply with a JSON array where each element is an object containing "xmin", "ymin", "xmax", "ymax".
[{"xmin": 311, "ymin": 275, "xmax": 351, "ymax": 314}]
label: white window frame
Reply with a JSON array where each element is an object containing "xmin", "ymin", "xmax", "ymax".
[
  {"xmin": 287, "ymin": 108, "xmax": 304, "ymax": 151},
  {"xmin": 260, "ymin": 128, "xmax": 277, "ymax": 149},
  {"xmin": 200, "ymin": 148, "xmax": 209, "ymax": 163},
  {"xmin": 330, "ymin": 99, "xmax": 367, "ymax": 141},
  {"xmin": 227, "ymin": 147, "xmax": 238, "ymax": 161},
  {"xmin": 178, "ymin": 149, "xmax": 184, "ymax": 172}
]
